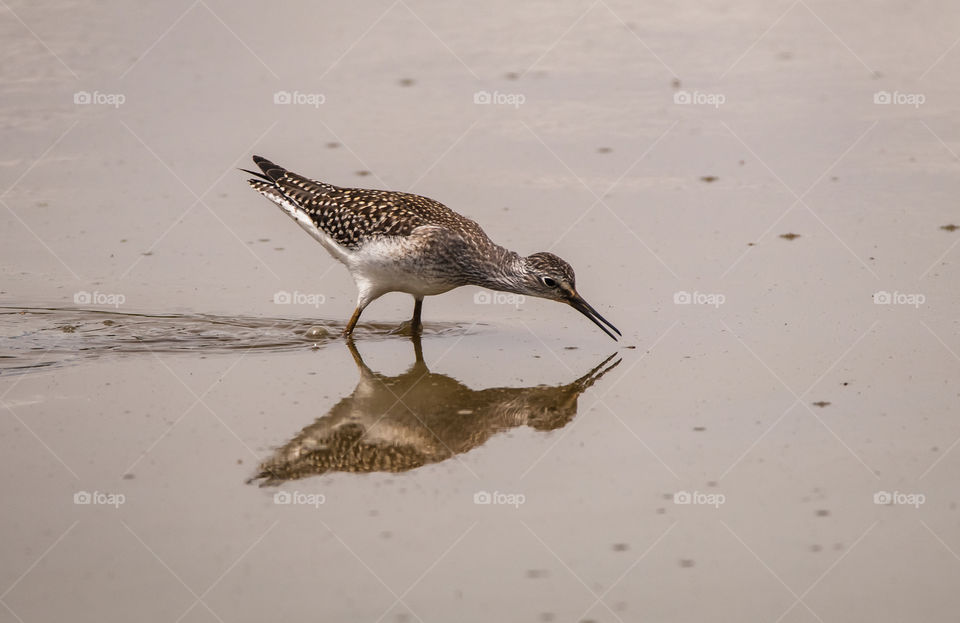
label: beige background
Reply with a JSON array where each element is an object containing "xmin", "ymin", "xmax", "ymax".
[{"xmin": 1, "ymin": 1, "xmax": 959, "ymax": 621}]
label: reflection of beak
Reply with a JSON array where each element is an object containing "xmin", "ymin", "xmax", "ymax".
[{"xmin": 567, "ymin": 293, "xmax": 621, "ymax": 341}]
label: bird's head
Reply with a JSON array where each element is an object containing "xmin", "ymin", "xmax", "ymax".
[{"xmin": 518, "ymin": 252, "xmax": 621, "ymax": 341}]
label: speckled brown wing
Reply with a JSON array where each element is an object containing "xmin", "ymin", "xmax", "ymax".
[{"xmin": 247, "ymin": 155, "xmax": 486, "ymax": 250}]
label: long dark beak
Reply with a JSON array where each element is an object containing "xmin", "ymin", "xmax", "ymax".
[{"xmin": 568, "ymin": 293, "xmax": 621, "ymax": 341}]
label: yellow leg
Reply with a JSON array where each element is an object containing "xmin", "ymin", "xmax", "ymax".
[
  {"xmin": 343, "ymin": 306, "xmax": 363, "ymax": 336},
  {"xmin": 410, "ymin": 297, "xmax": 423, "ymax": 334}
]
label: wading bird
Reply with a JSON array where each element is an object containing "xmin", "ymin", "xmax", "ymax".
[{"xmin": 244, "ymin": 156, "xmax": 620, "ymax": 339}]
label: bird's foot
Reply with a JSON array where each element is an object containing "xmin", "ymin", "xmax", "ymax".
[{"xmin": 393, "ymin": 320, "xmax": 423, "ymax": 337}]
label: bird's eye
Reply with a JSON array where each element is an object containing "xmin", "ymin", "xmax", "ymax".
[{"xmin": 541, "ymin": 277, "xmax": 558, "ymax": 288}]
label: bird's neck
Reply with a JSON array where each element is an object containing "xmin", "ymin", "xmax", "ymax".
[{"xmin": 466, "ymin": 246, "xmax": 529, "ymax": 294}]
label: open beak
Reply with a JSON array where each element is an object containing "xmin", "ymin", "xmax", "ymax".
[{"xmin": 567, "ymin": 293, "xmax": 621, "ymax": 341}]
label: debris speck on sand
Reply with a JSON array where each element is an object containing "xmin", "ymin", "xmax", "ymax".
[
  {"xmin": 700, "ymin": 175, "xmax": 718, "ymax": 183},
  {"xmin": 812, "ymin": 401, "xmax": 831, "ymax": 408},
  {"xmin": 780, "ymin": 233, "xmax": 800, "ymax": 240}
]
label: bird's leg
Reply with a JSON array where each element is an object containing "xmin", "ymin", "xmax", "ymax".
[
  {"xmin": 345, "ymin": 290, "xmax": 384, "ymax": 337},
  {"xmin": 343, "ymin": 306, "xmax": 364, "ymax": 336},
  {"xmin": 410, "ymin": 296, "xmax": 424, "ymax": 335}
]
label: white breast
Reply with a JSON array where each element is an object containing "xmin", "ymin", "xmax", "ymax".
[{"xmin": 349, "ymin": 237, "xmax": 456, "ymax": 299}]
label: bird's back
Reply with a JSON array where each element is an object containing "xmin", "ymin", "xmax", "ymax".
[{"xmin": 246, "ymin": 156, "xmax": 488, "ymax": 250}]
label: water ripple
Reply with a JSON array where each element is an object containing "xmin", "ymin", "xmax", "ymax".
[{"xmin": 0, "ymin": 307, "xmax": 471, "ymax": 376}]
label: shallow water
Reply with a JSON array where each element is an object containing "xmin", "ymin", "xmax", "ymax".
[
  {"xmin": 252, "ymin": 341, "xmax": 620, "ymax": 485},
  {"xmin": 0, "ymin": 306, "xmax": 468, "ymax": 375},
  {"xmin": 3, "ymin": 0, "xmax": 960, "ymax": 621}
]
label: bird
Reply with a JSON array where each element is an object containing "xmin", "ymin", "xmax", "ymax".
[{"xmin": 242, "ymin": 155, "xmax": 620, "ymax": 340}]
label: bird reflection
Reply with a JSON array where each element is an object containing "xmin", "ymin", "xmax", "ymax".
[{"xmin": 251, "ymin": 337, "xmax": 620, "ymax": 485}]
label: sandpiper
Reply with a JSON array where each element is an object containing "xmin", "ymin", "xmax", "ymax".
[{"xmin": 243, "ymin": 156, "xmax": 620, "ymax": 340}]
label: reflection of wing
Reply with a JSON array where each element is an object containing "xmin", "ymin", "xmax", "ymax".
[
  {"xmin": 251, "ymin": 371, "xmax": 457, "ymax": 485},
  {"xmin": 257, "ymin": 422, "xmax": 429, "ymax": 484},
  {"xmin": 250, "ymin": 342, "xmax": 621, "ymax": 486}
]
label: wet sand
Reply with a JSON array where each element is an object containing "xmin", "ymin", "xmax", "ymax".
[{"xmin": 2, "ymin": 1, "xmax": 960, "ymax": 621}]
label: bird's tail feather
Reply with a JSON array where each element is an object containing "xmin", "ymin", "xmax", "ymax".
[
  {"xmin": 252, "ymin": 155, "xmax": 287, "ymax": 182},
  {"xmin": 238, "ymin": 167, "xmax": 271, "ymax": 182}
]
